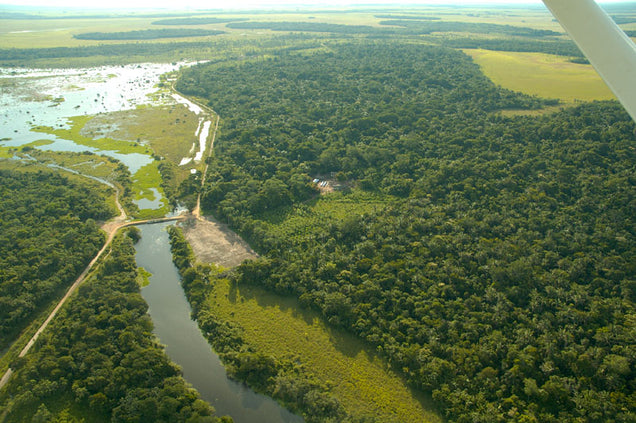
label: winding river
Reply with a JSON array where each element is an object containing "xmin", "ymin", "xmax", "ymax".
[
  {"xmin": 1, "ymin": 64, "xmax": 302, "ymax": 422},
  {"xmin": 134, "ymin": 223, "xmax": 303, "ymax": 423}
]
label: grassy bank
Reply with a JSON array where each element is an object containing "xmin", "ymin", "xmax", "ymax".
[
  {"xmin": 209, "ymin": 278, "xmax": 440, "ymax": 423},
  {"xmin": 85, "ymin": 104, "xmax": 203, "ymax": 180}
]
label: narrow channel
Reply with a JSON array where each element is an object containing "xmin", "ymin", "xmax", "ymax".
[{"xmin": 133, "ymin": 222, "xmax": 303, "ymax": 423}]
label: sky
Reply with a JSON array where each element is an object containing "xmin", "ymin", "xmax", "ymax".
[{"xmin": 1, "ymin": 0, "xmax": 634, "ymax": 11}]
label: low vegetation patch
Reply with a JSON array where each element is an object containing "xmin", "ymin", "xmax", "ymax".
[
  {"xmin": 131, "ymin": 161, "xmax": 169, "ymax": 219},
  {"xmin": 33, "ymin": 115, "xmax": 151, "ymax": 156},
  {"xmin": 466, "ymin": 49, "xmax": 615, "ymax": 103},
  {"xmin": 210, "ymin": 278, "xmax": 440, "ymax": 423},
  {"xmin": 167, "ymin": 226, "xmax": 439, "ymax": 423},
  {"xmin": 85, "ymin": 105, "xmax": 201, "ymax": 166}
]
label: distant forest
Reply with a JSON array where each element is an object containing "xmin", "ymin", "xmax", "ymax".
[
  {"xmin": 73, "ymin": 29, "xmax": 224, "ymax": 41},
  {"xmin": 226, "ymin": 20, "xmax": 560, "ymax": 37},
  {"xmin": 177, "ymin": 41, "xmax": 635, "ymax": 422},
  {"xmin": 152, "ymin": 17, "xmax": 248, "ymax": 25}
]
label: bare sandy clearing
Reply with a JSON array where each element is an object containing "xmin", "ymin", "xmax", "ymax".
[{"xmin": 180, "ymin": 216, "xmax": 257, "ymax": 268}]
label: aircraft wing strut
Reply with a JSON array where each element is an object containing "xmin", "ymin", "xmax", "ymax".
[{"xmin": 543, "ymin": 0, "xmax": 636, "ymax": 122}]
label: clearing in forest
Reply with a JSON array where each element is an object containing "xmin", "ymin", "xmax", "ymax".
[{"xmin": 466, "ymin": 49, "xmax": 615, "ymax": 103}]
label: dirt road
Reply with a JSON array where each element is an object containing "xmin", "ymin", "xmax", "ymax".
[{"xmin": 0, "ymin": 195, "xmax": 185, "ymax": 392}]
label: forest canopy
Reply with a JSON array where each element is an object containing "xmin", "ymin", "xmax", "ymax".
[
  {"xmin": 0, "ymin": 232, "xmax": 221, "ymax": 423},
  {"xmin": 0, "ymin": 167, "xmax": 112, "ymax": 350},
  {"xmin": 177, "ymin": 40, "xmax": 635, "ymax": 422},
  {"xmin": 73, "ymin": 29, "xmax": 224, "ymax": 40}
]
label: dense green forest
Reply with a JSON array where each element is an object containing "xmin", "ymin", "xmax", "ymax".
[
  {"xmin": 73, "ymin": 29, "xmax": 224, "ymax": 41},
  {"xmin": 0, "ymin": 231, "xmax": 222, "ymax": 423},
  {"xmin": 176, "ymin": 41, "xmax": 635, "ymax": 422},
  {"xmin": 439, "ymin": 37, "xmax": 584, "ymax": 58},
  {"xmin": 168, "ymin": 226, "xmax": 347, "ymax": 423},
  {"xmin": 0, "ymin": 167, "xmax": 113, "ymax": 350}
]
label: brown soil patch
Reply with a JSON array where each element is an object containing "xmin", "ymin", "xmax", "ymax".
[{"xmin": 179, "ymin": 216, "xmax": 257, "ymax": 268}]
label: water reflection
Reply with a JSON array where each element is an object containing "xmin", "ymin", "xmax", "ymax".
[{"xmin": 134, "ymin": 223, "xmax": 303, "ymax": 423}]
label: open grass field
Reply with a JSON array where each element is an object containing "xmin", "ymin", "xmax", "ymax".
[
  {"xmin": 209, "ymin": 278, "xmax": 441, "ymax": 423},
  {"xmin": 0, "ymin": 146, "xmax": 12, "ymax": 159},
  {"xmin": 465, "ymin": 48, "xmax": 615, "ymax": 103},
  {"xmin": 0, "ymin": 16, "xmax": 235, "ymax": 49}
]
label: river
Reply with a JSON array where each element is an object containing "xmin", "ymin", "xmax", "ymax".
[
  {"xmin": 133, "ymin": 222, "xmax": 303, "ymax": 423},
  {"xmin": 1, "ymin": 63, "xmax": 302, "ymax": 422}
]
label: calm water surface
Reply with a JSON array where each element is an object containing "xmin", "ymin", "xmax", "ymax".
[{"xmin": 133, "ymin": 223, "xmax": 303, "ymax": 423}]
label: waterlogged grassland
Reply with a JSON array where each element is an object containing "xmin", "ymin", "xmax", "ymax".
[
  {"xmin": 0, "ymin": 146, "xmax": 12, "ymax": 159},
  {"xmin": 30, "ymin": 116, "xmax": 170, "ymax": 217},
  {"xmin": 86, "ymin": 104, "xmax": 202, "ymax": 174},
  {"xmin": 132, "ymin": 161, "xmax": 169, "ymax": 218},
  {"xmin": 209, "ymin": 278, "xmax": 441, "ymax": 423},
  {"xmin": 33, "ymin": 115, "xmax": 151, "ymax": 155},
  {"xmin": 21, "ymin": 148, "xmax": 121, "ymax": 180},
  {"xmin": 466, "ymin": 49, "xmax": 615, "ymax": 103}
]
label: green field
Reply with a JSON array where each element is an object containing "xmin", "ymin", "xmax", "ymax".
[
  {"xmin": 209, "ymin": 278, "xmax": 441, "ymax": 423},
  {"xmin": 466, "ymin": 48, "xmax": 615, "ymax": 103},
  {"xmin": 259, "ymin": 190, "xmax": 389, "ymax": 245}
]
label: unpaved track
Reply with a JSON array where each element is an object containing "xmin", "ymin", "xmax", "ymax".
[{"xmin": 0, "ymin": 190, "xmax": 185, "ymax": 392}]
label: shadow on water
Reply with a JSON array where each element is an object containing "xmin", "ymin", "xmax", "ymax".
[{"xmin": 133, "ymin": 222, "xmax": 303, "ymax": 423}]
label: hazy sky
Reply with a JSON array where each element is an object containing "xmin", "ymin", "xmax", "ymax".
[{"xmin": 1, "ymin": 0, "xmax": 633, "ymax": 11}]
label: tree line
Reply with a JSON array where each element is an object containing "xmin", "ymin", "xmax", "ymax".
[
  {"xmin": 73, "ymin": 29, "xmax": 224, "ymax": 41},
  {"xmin": 167, "ymin": 226, "xmax": 348, "ymax": 423}
]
